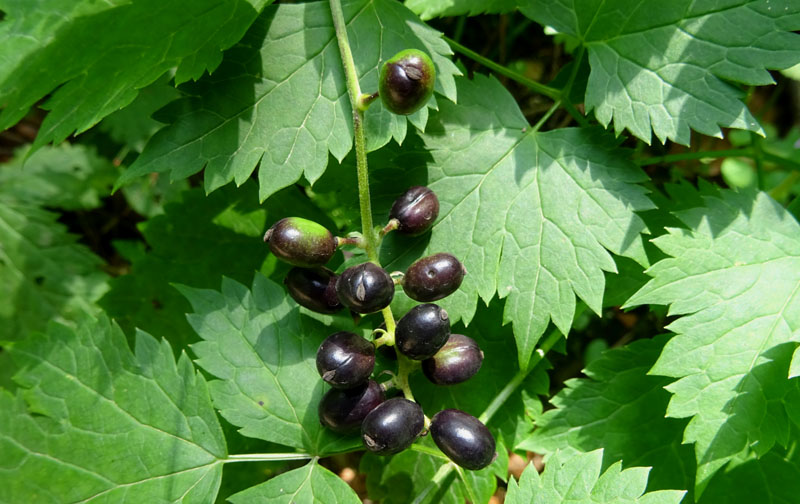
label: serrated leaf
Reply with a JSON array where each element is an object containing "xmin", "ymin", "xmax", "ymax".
[
  {"xmin": 179, "ymin": 274, "xmax": 360, "ymax": 456},
  {"xmin": 625, "ymin": 189, "xmax": 800, "ymax": 495},
  {"xmin": 0, "ymin": 198, "xmax": 109, "ymax": 341},
  {"xmin": 405, "ymin": 0, "xmax": 519, "ymax": 20},
  {"xmin": 119, "ymin": 0, "xmax": 460, "ymax": 201},
  {"xmin": 0, "ymin": 0, "xmax": 273, "ymax": 145},
  {"xmin": 505, "ymin": 450, "xmax": 686, "ymax": 504},
  {"xmin": 519, "ymin": 0, "xmax": 800, "ymax": 145},
  {"xmin": 228, "ymin": 460, "xmax": 360, "ymax": 503},
  {"xmin": 0, "ymin": 314, "xmax": 227, "ymax": 503},
  {"xmin": 0, "ymin": 144, "xmax": 118, "ymax": 210},
  {"xmin": 699, "ymin": 437, "xmax": 800, "ymax": 504},
  {"xmin": 388, "ymin": 73, "xmax": 654, "ymax": 369},
  {"xmin": 519, "ymin": 335, "xmax": 695, "ymax": 493},
  {"xmin": 100, "ymin": 182, "xmax": 335, "ymax": 349}
]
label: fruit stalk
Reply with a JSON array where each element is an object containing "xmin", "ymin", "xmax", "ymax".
[{"xmin": 329, "ymin": 0, "xmax": 379, "ymax": 264}]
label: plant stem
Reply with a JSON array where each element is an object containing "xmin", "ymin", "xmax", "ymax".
[
  {"xmin": 453, "ymin": 465, "xmax": 479, "ymax": 504},
  {"xmin": 411, "ymin": 463, "xmax": 455, "ymax": 504},
  {"xmin": 396, "ymin": 352, "xmax": 417, "ymax": 401},
  {"xmin": 531, "ymin": 100, "xmax": 561, "ymax": 133},
  {"xmin": 444, "ymin": 36, "xmax": 560, "ymax": 100},
  {"xmin": 329, "ymin": 0, "xmax": 379, "ymax": 263},
  {"xmin": 636, "ymin": 147, "xmax": 752, "ymax": 166},
  {"xmin": 409, "ymin": 443, "xmax": 450, "ymax": 461},
  {"xmin": 224, "ymin": 453, "xmax": 314, "ymax": 463},
  {"xmin": 478, "ymin": 326, "xmax": 562, "ymax": 424},
  {"xmin": 559, "ymin": 45, "xmax": 590, "ymax": 128}
]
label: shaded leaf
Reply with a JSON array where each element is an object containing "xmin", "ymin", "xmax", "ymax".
[
  {"xmin": 519, "ymin": 0, "xmax": 800, "ymax": 144},
  {"xmin": 625, "ymin": 189, "xmax": 800, "ymax": 495},
  {"xmin": 228, "ymin": 460, "xmax": 360, "ymax": 503},
  {"xmin": 405, "ymin": 0, "xmax": 519, "ymax": 20},
  {"xmin": 0, "ymin": 314, "xmax": 226, "ymax": 503}
]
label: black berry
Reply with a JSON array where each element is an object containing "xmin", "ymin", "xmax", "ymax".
[
  {"xmin": 336, "ymin": 262, "xmax": 395, "ymax": 314},
  {"xmin": 284, "ymin": 267, "xmax": 342, "ymax": 314},
  {"xmin": 316, "ymin": 332, "xmax": 375, "ymax": 389},
  {"xmin": 319, "ymin": 379, "xmax": 384, "ymax": 433},
  {"xmin": 403, "ymin": 253, "xmax": 466, "ymax": 302},
  {"xmin": 395, "ymin": 303, "xmax": 450, "ymax": 360},
  {"xmin": 389, "ymin": 186, "xmax": 439, "ymax": 236},
  {"xmin": 422, "ymin": 334, "xmax": 483, "ymax": 385},
  {"xmin": 361, "ymin": 397, "xmax": 424, "ymax": 455},
  {"xmin": 379, "ymin": 49, "xmax": 436, "ymax": 115},
  {"xmin": 430, "ymin": 409, "xmax": 496, "ymax": 470},
  {"xmin": 264, "ymin": 217, "xmax": 336, "ymax": 267}
]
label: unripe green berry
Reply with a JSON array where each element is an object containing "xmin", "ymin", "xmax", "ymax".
[{"xmin": 264, "ymin": 217, "xmax": 336, "ymax": 267}]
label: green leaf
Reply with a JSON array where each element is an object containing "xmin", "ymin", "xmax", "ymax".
[
  {"xmin": 0, "ymin": 0, "xmax": 273, "ymax": 145},
  {"xmin": 0, "ymin": 198, "xmax": 109, "ymax": 341},
  {"xmin": 119, "ymin": 0, "xmax": 460, "ymax": 201},
  {"xmin": 699, "ymin": 438, "xmax": 800, "ymax": 504},
  {"xmin": 228, "ymin": 460, "xmax": 360, "ymax": 503},
  {"xmin": 0, "ymin": 144, "xmax": 118, "ymax": 210},
  {"xmin": 405, "ymin": 0, "xmax": 519, "ymax": 20},
  {"xmin": 519, "ymin": 0, "xmax": 800, "ymax": 145},
  {"xmin": 518, "ymin": 335, "xmax": 695, "ymax": 493},
  {"xmin": 178, "ymin": 274, "xmax": 360, "ymax": 456},
  {"xmin": 100, "ymin": 181, "xmax": 337, "ymax": 349},
  {"xmin": 399, "ymin": 73, "xmax": 654, "ymax": 369},
  {"xmin": 505, "ymin": 450, "xmax": 686, "ymax": 504},
  {"xmin": 0, "ymin": 314, "xmax": 226, "ymax": 503},
  {"xmin": 625, "ymin": 189, "xmax": 800, "ymax": 495}
]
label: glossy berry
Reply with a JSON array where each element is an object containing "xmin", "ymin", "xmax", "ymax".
[
  {"xmin": 389, "ymin": 186, "xmax": 439, "ymax": 236},
  {"xmin": 430, "ymin": 409, "xmax": 496, "ymax": 470},
  {"xmin": 316, "ymin": 332, "xmax": 375, "ymax": 389},
  {"xmin": 264, "ymin": 217, "xmax": 336, "ymax": 267},
  {"xmin": 395, "ymin": 303, "xmax": 450, "ymax": 360},
  {"xmin": 361, "ymin": 397, "xmax": 424, "ymax": 455},
  {"xmin": 379, "ymin": 49, "xmax": 436, "ymax": 115},
  {"xmin": 284, "ymin": 267, "xmax": 342, "ymax": 314},
  {"xmin": 319, "ymin": 379, "xmax": 384, "ymax": 433},
  {"xmin": 403, "ymin": 253, "xmax": 466, "ymax": 302},
  {"xmin": 336, "ymin": 262, "xmax": 395, "ymax": 314},
  {"xmin": 422, "ymin": 334, "xmax": 483, "ymax": 385}
]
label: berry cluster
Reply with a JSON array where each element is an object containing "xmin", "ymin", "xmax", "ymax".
[{"xmin": 264, "ymin": 183, "xmax": 497, "ymax": 471}]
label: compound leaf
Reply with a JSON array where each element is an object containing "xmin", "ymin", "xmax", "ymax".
[
  {"xmin": 0, "ymin": 314, "xmax": 227, "ymax": 503},
  {"xmin": 519, "ymin": 0, "xmax": 800, "ymax": 145},
  {"xmin": 405, "ymin": 0, "xmax": 520, "ymax": 20},
  {"xmin": 0, "ymin": 198, "xmax": 109, "ymax": 341},
  {"xmin": 119, "ymin": 0, "xmax": 460, "ymax": 201},
  {"xmin": 178, "ymin": 274, "xmax": 361, "ymax": 456},
  {"xmin": 518, "ymin": 335, "xmax": 695, "ymax": 493},
  {"xmin": 398, "ymin": 73, "xmax": 654, "ymax": 369},
  {"xmin": 228, "ymin": 460, "xmax": 360, "ymax": 504},
  {"xmin": 0, "ymin": 0, "xmax": 273, "ymax": 146},
  {"xmin": 505, "ymin": 450, "xmax": 686, "ymax": 504},
  {"xmin": 625, "ymin": 189, "xmax": 800, "ymax": 495}
]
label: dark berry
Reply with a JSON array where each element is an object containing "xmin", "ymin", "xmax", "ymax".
[
  {"xmin": 316, "ymin": 332, "xmax": 375, "ymax": 389},
  {"xmin": 284, "ymin": 267, "xmax": 342, "ymax": 314},
  {"xmin": 395, "ymin": 304, "xmax": 450, "ymax": 360},
  {"xmin": 430, "ymin": 409, "xmax": 496, "ymax": 470},
  {"xmin": 336, "ymin": 262, "xmax": 395, "ymax": 314},
  {"xmin": 422, "ymin": 334, "xmax": 483, "ymax": 385},
  {"xmin": 379, "ymin": 49, "xmax": 436, "ymax": 115},
  {"xmin": 361, "ymin": 397, "xmax": 424, "ymax": 455},
  {"xmin": 319, "ymin": 379, "xmax": 384, "ymax": 433},
  {"xmin": 389, "ymin": 186, "xmax": 439, "ymax": 236},
  {"xmin": 264, "ymin": 217, "xmax": 336, "ymax": 267},
  {"xmin": 403, "ymin": 253, "xmax": 466, "ymax": 302}
]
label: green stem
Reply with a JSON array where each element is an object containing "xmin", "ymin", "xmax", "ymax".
[
  {"xmin": 411, "ymin": 463, "xmax": 454, "ymax": 504},
  {"xmin": 223, "ymin": 453, "xmax": 314, "ymax": 463},
  {"xmin": 329, "ymin": 0, "xmax": 379, "ymax": 263},
  {"xmin": 559, "ymin": 45, "xmax": 590, "ymax": 128},
  {"xmin": 396, "ymin": 352, "xmax": 417, "ymax": 401},
  {"xmin": 531, "ymin": 100, "xmax": 561, "ymax": 133},
  {"xmin": 478, "ymin": 325, "xmax": 563, "ymax": 424},
  {"xmin": 444, "ymin": 36, "xmax": 560, "ymax": 100},
  {"xmin": 409, "ymin": 443, "xmax": 450, "ymax": 461},
  {"xmin": 762, "ymin": 151, "xmax": 800, "ymax": 172},
  {"xmin": 636, "ymin": 147, "xmax": 752, "ymax": 166},
  {"xmin": 453, "ymin": 465, "xmax": 479, "ymax": 504}
]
